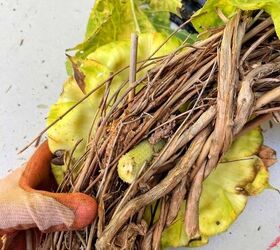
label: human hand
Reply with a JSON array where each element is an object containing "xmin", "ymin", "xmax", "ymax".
[{"xmin": 0, "ymin": 141, "xmax": 97, "ymax": 249}]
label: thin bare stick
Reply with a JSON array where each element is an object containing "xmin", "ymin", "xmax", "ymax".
[
  {"xmin": 255, "ymin": 106, "xmax": 280, "ymax": 115},
  {"xmin": 243, "ymin": 17, "xmax": 273, "ymax": 43},
  {"xmin": 246, "ymin": 10, "xmax": 264, "ymax": 30},
  {"xmin": 152, "ymin": 197, "xmax": 169, "ymax": 250},
  {"xmin": 255, "ymin": 86, "xmax": 280, "ymax": 109},
  {"xmin": 128, "ymin": 33, "xmax": 138, "ymax": 102},
  {"xmin": 75, "ymin": 231, "xmax": 87, "ymax": 248},
  {"xmin": 86, "ymin": 220, "xmax": 97, "ymax": 250},
  {"xmin": 240, "ymin": 28, "xmax": 275, "ymax": 67}
]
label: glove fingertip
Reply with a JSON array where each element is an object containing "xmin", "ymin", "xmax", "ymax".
[
  {"xmin": 43, "ymin": 192, "xmax": 98, "ymax": 231},
  {"xmin": 69, "ymin": 193, "xmax": 98, "ymax": 230}
]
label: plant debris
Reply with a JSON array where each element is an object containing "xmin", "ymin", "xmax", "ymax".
[{"xmin": 37, "ymin": 9, "xmax": 280, "ymax": 250}]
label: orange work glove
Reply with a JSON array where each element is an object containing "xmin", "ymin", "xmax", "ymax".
[{"xmin": 0, "ymin": 141, "xmax": 97, "ymax": 249}]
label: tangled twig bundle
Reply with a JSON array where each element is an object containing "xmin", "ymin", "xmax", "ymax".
[{"xmin": 42, "ymin": 11, "xmax": 280, "ymax": 249}]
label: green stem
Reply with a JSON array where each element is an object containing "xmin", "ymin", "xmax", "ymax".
[{"xmin": 118, "ymin": 139, "xmax": 165, "ymax": 183}]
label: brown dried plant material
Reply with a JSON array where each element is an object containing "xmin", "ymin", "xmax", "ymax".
[
  {"xmin": 190, "ymin": 133, "xmax": 213, "ymax": 180},
  {"xmin": 67, "ymin": 56, "xmax": 86, "ymax": 94},
  {"xmin": 255, "ymin": 86, "xmax": 280, "ymax": 109},
  {"xmin": 96, "ymin": 128, "xmax": 211, "ymax": 249},
  {"xmin": 140, "ymin": 225, "xmax": 155, "ymax": 250},
  {"xmin": 184, "ymin": 162, "xmax": 206, "ymax": 240},
  {"xmin": 149, "ymin": 115, "xmax": 176, "ymax": 144},
  {"xmin": 206, "ymin": 13, "xmax": 243, "ymax": 177},
  {"xmin": 39, "ymin": 11, "xmax": 280, "ymax": 249},
  {"xmin": 97, "ymin": 199, "xmax": 105, "ymax": 238},
  {"xmin": 166, "ymin": 177, "xmax": 188, "ymax": 226},
  {"xmin": 152, "ymin": 197, "xmax": 169, "ymax": 250},
  {"xmin": 258, "ymin": 145, "xmax": 277, "ymax": 167},
  {"xmin": 273, "ymin": 111, "xmax": 280, "ymax": 123},
  {"xmin": 235, "ymin": 64, "xmax": 280, "ymax": 135},
  {"xmin": 114, "ymin": 221, "xmax": 148, "ymax": 249}
]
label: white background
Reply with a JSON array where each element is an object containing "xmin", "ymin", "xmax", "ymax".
[{"xmin": 0, "ymin": 1, "xmax": 279, "ymax": 249}]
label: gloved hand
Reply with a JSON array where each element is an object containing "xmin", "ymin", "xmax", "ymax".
[{"xmin": 0, "ymin": 141, "xmax": 97, "ymax": 249}]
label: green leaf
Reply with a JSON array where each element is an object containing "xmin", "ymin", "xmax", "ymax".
[
  {"xmin": 191, "ymin": 0, "xmax": 237, "ymax": 33},
  {"xmin": 51, "ymin": 163, "xmax": 66, "ymax": 184},
  {"xmin": 148, "ymin": 0, "xmax": 181, "ymax": 13},
  {"xmin": 199, "ymin": 156, "xmax": 268, "ymax": 238},
  {"xmin": 191, "ymin": 0, "xmax": 280, "ymax": 38},
  {"xmin": 71, "ymin": 0, "xmax": 155, "ymax": 59},
  {"xmin": 222, "ymin": 127, "xmax": 263, "ymax": 161}
]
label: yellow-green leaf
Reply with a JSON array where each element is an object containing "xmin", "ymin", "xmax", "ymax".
[
  {"xmin": 199, "ymin": 156, "xmax": 268, "ymax": 237},
  {"xmin": 148, "ymin": 0, "xmax": 181, "ymax": 13},
  {"xmin": 232, "ymin": 0, "xmax": 280, "ymax": 38},
  {"xmin": 191, "ymin": 0, "xmax": 280, "ymax": 38},
  {"xmin": 161, "ymin": 202, "xmax": 190, "ymax": 248},
  {"xmin": 71, "ymin": 0, "xmax": 155, "ymax": 59},
  {"xmin": 222, "ymin": 127, "xmax": 263, "ymax": 161},
  {"xmin": 191, "ymin": 0, "xmax": 237, "ymax": 32}
]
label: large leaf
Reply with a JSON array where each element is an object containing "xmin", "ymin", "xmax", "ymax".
[
  {"xmin": 48, "ymin": 33, "xmax": 179, "ymax": 183},
  {"xmin": 191, "ymin": 0, "xmax": 280, "ymax": 38}
]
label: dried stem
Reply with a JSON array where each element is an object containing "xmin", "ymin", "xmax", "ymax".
[
  {"xmin": 96, "ymin": 128, "xmax": 211, "ymax": 249},
  {"xmin": 184, "ymin": 162, "xmax": 206, "ymax": 240},
  {"xmin": 41, "ymin": 11, "xmax": 280, "ymax": 249},
  {"xmin": 128, "ymin": 33, "xmax": 138, "ymax": 102}
]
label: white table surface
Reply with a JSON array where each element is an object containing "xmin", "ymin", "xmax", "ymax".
[{"xmin": 0, "ymin": 1, "xmax": 279, "ymax": 249}]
